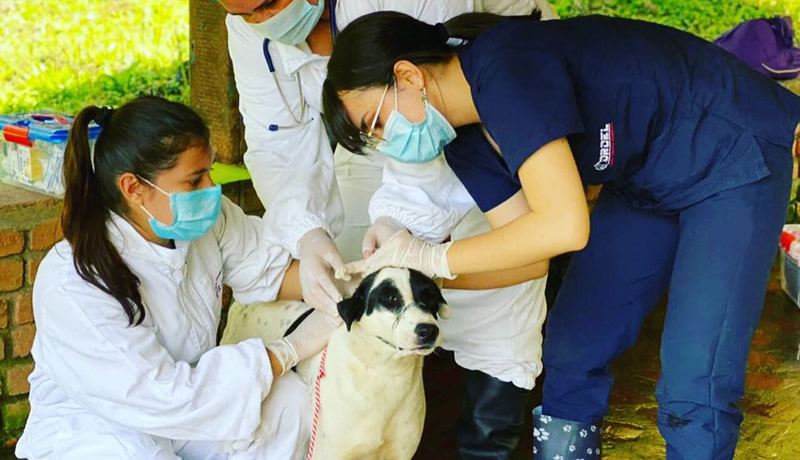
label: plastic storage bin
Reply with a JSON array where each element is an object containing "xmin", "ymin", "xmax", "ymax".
[
  {"xmin": 779, "ymin": 224, "xmax": 800, "ymax": 308},
  {"xmin": 781, "ymin": 250, "xmax": 800, "ymax": 307},
  {"xmin": 0, "ymin": 113, "xmax": 100, "ymax": 197}
]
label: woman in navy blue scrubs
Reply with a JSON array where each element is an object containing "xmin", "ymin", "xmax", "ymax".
[{"xmin": 321, "ymin": 12, "xmax": 800, "ymax": 459}]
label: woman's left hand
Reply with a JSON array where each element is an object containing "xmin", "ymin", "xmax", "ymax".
[
  {"xmin": 336, "ymin": 231, "xmax": 454, "ymax": 280},
  {"xmin": 267, "ymin": 310, "xmax": 343, "ymax": 377},
  {"xmin": 362, "ymin": 216, "xmax": 405, "ymax": 258}
]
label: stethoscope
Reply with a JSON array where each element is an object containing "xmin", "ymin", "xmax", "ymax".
[{"xmin": 263, "ymin": 0, "xmax": 338, "ymax": 132}]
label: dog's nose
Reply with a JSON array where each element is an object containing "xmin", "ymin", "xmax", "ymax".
[{"xmin": 415, "ymin": 323, "xmax": 439, "ymax": 344}]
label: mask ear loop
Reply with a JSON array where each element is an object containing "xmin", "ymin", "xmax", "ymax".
[
  {"xmin": 137, "ymin": 175, "xmax": 171, "ymax": 197},
  {"xmin": 139, "ymin": 204, "xmax": 158, "ymax": 221},
  {"xmin": 394, "ymin": 79, "xmax": 400, "ymax": 112},
  {"xmin": 367, "ymin": 84, "xmax": 390, "ymax": 137},
  {"xmin": 136, "ymin": 175, "xmax": 171, "ymax": 225}
]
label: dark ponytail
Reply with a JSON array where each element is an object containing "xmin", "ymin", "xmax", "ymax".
[
  {"xmin": 62, "ymin": 96, "xmax": 210, "ymax": 326},
  {"xmin": 323, "ymin": 10, "xmax": 541, "ymax": 153}
]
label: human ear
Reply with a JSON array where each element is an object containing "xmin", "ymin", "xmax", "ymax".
[{"xmin": 393, "ymin": 60, "xmax": 426, "ymax": 91}]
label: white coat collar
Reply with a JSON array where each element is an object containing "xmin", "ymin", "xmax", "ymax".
[
  {"xmin": 107, "ymin": 212, "xmax": 190, "ymax": 272},
  {"xmin": 271, "ymin": 38, "xmax": 328, "ymax": 76}
]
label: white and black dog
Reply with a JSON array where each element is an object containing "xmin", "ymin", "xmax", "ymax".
[
  {"xmin": 221, "ymin": 267, "xmax": 449, "ymax": 459},
  {"xmin": 311, "ymin": 267, "xmax": 449, "ymax": 458}
]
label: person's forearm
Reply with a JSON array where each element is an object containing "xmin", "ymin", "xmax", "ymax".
[
  {"xmin": 447, "ymin": 209, "xmax": 588, "ymax": 275},
  {"xmin": 278, "ymin": 260, "xmax": 303, "ymax": 300},
  {"xmin": 443, "ymin": 260, "xmax": 549, "ymax": 290}
]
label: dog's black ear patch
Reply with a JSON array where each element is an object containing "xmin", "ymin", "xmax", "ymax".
[
  {"xmin": 408, "ymin": 269, "xmax": 447, "ymax": 317},
  {"xmin": 337, "ymin": 273, "xmax": 376, "ymax": 331}
]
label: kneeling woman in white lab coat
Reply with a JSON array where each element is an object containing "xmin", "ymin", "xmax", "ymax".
[{"xmin": 15, "ymin": 96, "xmax": 342, "ymax": 460}]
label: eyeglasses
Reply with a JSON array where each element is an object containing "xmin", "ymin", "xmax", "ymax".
[{"xmin": 360, "ymin": 83, "xmax": 392, "ymax": 149}]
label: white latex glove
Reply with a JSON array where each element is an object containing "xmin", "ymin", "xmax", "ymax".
[
  {"xmin": 334, "ymin": 272, "xmax": 363, "ymax": 299},
  {"xmin": 336, "ymin": 231, "xmax": 454, "ymax": 280},
  {"xmin": 298, "ymin": 228, "xmax": 345, "ymax": 316},
  {"xmin": 362, "ymin": 216, "xmax": 405, "ymax": 258},
  {"xmin": 267, "ymin": 310, "xmax": 343, "ymax": 376}
]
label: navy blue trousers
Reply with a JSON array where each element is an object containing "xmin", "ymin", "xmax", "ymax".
[{"xmin": 542, "ymin": 139, "xmax": 792, "ymax": 460}]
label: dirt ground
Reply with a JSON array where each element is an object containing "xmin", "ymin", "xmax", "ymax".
[
  {"xmin": 1, "ymin": 276, "xmax": 796, "ymax": 460},
  {"xmin": 416, "ymin": 290, "xmax": 800, "ymax": 459}
]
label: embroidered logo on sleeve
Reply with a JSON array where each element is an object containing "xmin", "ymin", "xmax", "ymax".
[
  {"xmin": 594, "ymin": 122, "xmax": 615, "ymax": 171},
  {"xmin": 214, "ymin": 270, "xmax": 223, "ymax": 299}
]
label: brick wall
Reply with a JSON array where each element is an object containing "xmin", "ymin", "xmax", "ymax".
[
  {"xmin": 0, "ymin": 184, "xmax": 62, "ymax": 447},
  {"xmin": 0, "ymin": 0, "xmax": 260, "ymax": 436}
]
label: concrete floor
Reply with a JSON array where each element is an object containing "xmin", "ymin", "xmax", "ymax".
[{"xmin": 415, "ymin": 289, "xmax": 800, "ymax": 459}]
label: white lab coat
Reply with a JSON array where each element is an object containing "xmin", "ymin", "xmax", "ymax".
[
  {"xmin": 228, "ymin": 0, "xmax": 558, "ymax": 256},
  {"xmin": 15, "ymin": 198, "xmax": 309, "ymax": 460},
  {"xmin": 226, "ymin": 0, "xmax": 558, "ymax": 389}
]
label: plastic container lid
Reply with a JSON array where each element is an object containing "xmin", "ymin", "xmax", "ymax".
[
  {"xmin": 781, "ymin": 224, "xmax": 800, "ymax": 252},
  {"xmin": 781, "ymin": 231, "xmax": 797, "ymax": 252},
  {"xmin": 0, "ymin": 113, "xmax": 101, "ymax": 146}
]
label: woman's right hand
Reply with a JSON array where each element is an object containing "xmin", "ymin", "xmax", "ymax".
[{"xmin": 298, "ymin": 228, "xmax": 346, "ymax": 316}]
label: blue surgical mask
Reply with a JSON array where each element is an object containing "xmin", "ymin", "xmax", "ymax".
[
  {"xmin": 248, "ymin": 0, "xmax": 325, "ymax": 45},
  {"xmin": 367, "ymin": 83, "xmax": 457, "ymax": 164},
  {"xmin": 138, "ymin": 177, "xmax": 222, "ymax": 241}
]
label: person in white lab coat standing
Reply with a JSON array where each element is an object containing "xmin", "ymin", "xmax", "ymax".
[
  {"xmin": 218, "ymin": 0, "xmax": 558, "ymax": 456},
  {"xmin": 14, "ymin": 96, "xmax": 346, "ymax": 460}
]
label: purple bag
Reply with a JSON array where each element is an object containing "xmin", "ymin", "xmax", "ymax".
[{"xmin": 714, "ymin": 16, "xmax": 800, "ymax": 80}]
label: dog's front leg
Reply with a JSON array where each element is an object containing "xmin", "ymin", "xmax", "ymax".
[
  {"xmin": 375, "ymin": 386, "xmax": 425, "ymax": 460},
  {"xmin": 311, "ymin": 434, "xmax": 379, "ymax": 460}
]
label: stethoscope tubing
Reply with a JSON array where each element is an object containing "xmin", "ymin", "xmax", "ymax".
[{"xmin": 264, "ymin": 0, "xmax": 338, "ymax": 132}]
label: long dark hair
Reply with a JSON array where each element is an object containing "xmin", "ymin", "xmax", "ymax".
[
  {"xmin": 62, "ymin": 96, "xmax": 210, "ymax": 326},
  {"xmin": 322, "ymin": 11, "xmax": 540, "ymax": 153}
]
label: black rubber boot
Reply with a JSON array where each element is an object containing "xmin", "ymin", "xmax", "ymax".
[
  {"xmin": 532, "ymin": 406, "xmax": 602, "ymax": 459},
  {"xmin": 456, "ymin": 369, "xmax": 531, "ymax": 459}
]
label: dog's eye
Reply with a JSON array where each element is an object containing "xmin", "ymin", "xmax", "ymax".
[{"xmin": 380, "ymin": 293, "xmax": 402, "ymax": 308}]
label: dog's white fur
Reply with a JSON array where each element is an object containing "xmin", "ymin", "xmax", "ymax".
[{"xmin": 221, "ymin": 267, "xmax": 448, "ymax": 460}]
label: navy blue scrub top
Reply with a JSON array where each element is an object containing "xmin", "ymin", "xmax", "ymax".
[{"xmin": 445, "ymin": 16, "xmax": 800, "ymax": 213}]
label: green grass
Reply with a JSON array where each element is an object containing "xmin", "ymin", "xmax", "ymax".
[
  {"xmin": 550, "ymin": 0, "xmax": 800, "ymax": 41},
  {"xmin": 0, "ymin": 0, "xmax": 189, "ymax": 115},
  {"xmin": 1, "ymin": 0, "xmax": 799, "ymax": 116}
]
